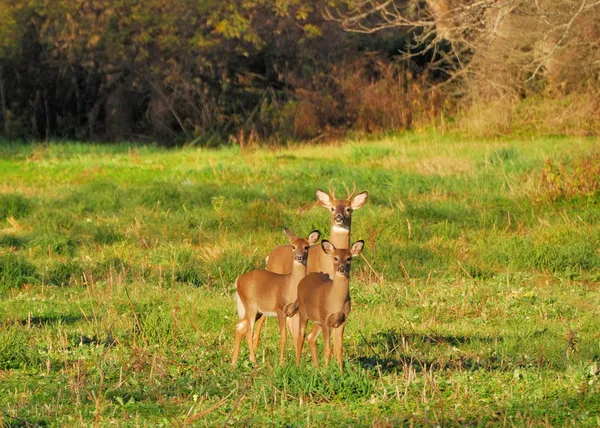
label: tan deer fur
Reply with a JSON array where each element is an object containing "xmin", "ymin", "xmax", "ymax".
[
  {"xmin": 231, "ymin": 228, "xmax": 320, "ymax": 367},
  {"xmin": 266, "ymin": 186, "xmax": 368, "ymax": 276},
  {"xmin": 294, "ymin": 239, "xmax": 364, "ymax": 372}
]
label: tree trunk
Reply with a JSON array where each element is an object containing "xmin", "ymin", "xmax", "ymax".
[{"xmin": 0, "ymin": 65, "xmax": 8, "ymax": 137}]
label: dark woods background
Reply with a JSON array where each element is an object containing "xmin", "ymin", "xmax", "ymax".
[{"xmin": 0, "ymin": 0, "xmax": 598, "ymax": 144}]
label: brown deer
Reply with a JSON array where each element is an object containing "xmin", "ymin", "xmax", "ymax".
[
  {"xmin": 266, "ymin": 184, "xmax": 368, "ymax": 277},
  {"xmin": 231, "ymin": 228, "xmax": 320, "ymax": 368},
  {"xmin": 294, "ymin": 239, "xmax": 364, "ymax": 372}
]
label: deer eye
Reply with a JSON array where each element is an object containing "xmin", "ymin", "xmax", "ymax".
[
  {"xmin": 304, "ymin": 245, "xmax": 309, "ymax": 250},
  {"xmin": 334, "ymin": 256, "xmax": 339, "ymax": 262},
  {"xmin": 330, "ymin": 207, "xmax": 335, "ymax": 212},
  {"xmin": 292, "ymin": 246, "xmax": 297, "ymax": 250}
]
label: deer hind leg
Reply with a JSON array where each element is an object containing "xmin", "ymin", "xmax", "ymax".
[
  {"xmin": 276, "ymin": 311, "xmax": 287, "ymax": 366},
  {"xmin": 232, "ymin": 318, "xmax": 248, "ymax": 368},
  {"xmin": 252, "ymin": 314, "xmax": 266, "ymax": 350},
  {"xmin": 295, "ymin": 315, "xmax": 308, "ymax": 367},
  {"xmin": 244, "ymin": 308, "xmax": 259, "ymax": 365},
  {"xmin": 286, "ymin": 312, "xmax": 300, "ymax": 352},
  {"xmin": 306, "ymin": 324, "xmax": 322, "ymax": 367},
  {"xmin": 333, "ymin": 323, "xmax": 346, "ymax": 373}
]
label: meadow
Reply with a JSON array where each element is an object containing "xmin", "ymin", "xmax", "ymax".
[{"xmin": 0, "ymin": 133, "xmax": 599, "ymax": 426}]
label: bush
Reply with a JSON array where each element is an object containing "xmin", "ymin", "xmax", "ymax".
[{"xmin": 540, "ymin": 151, "xmax": 600, "ymax": 202}]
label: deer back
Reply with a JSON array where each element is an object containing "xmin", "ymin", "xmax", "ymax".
[{"xmin": 265, "ymin": 245, "xmax": 293, "ymax": 274}]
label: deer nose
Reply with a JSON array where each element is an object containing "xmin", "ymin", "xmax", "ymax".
[{"xmin": 334, "ymin": 214, "xmax": 344, "ymax": 223}]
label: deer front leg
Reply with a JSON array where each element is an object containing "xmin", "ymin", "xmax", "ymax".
[
  {"xmin": 306, "ymin": 325, "xmax": 322, "ymax": 367},
  {"xmin": 322, "ymin": 325, "xmax": 332, "ymax": 367},
  {"xmin": 232, "ymin": 319, "xmax": 248, "ymax": 368},
  {"xmin": 333, "ymin": 323, "xmax": 346, "ymax": 373}
]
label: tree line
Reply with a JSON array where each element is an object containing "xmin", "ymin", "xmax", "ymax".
[{"xmin": 0, "ymin": 0, "xmax": 598, "ymax": 144}]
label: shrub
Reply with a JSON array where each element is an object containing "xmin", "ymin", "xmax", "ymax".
[{"xmin": 540, "ymin": 151, "xmax": 600, "ymax": 202}]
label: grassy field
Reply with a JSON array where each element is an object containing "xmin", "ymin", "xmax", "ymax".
[{"xmin": 0, "ymin": 133, "xmax": 599, "ymax": 426}]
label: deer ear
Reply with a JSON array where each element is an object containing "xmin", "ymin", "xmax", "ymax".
[
  {"xmin": 316, "ymin": 189, "xmax": 333, "ymax": 208},
  {"xmin": 283, "ymin": 227, "xmax": 296, "ymax": 242},
  {"xmin": 307, "ymin": 230, "xmax": 321, "ymax": 245},
  {"xmin": 350, "ymin": 240, "xmax": 364, "ymax": 257},
  {"xmin": 321, "ymin": 240, "xmax": 335, "ymax": 255},
  {"xmin": 351, "ymin": 192, "xmax": 368, "ymax": 210}
]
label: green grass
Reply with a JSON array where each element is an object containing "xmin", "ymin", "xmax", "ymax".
[{"xmin": 0, "ymin": 133, "xmax": 599, "ymax": 426}]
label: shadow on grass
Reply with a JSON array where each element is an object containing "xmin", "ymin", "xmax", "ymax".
[
  {"xmin": 356, "ymin": 329, "xmax": 507, "ymax": 374},
  {"xmin": 13, "ymin": 314, "xmax": 83, "ymax": 327}
]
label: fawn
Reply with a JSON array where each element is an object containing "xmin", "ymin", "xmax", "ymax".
[
  {"xmin": 293, "ymin": 239, "xmax": 364, "ymax": 372},
  {"xmin": 231, "ymin": 228, "xmax": 320, "ymax": 367}
]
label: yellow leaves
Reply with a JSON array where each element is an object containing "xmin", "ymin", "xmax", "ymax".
[
  {"xmin": 303, "ymin": 24, "xmax": 322, "ymax": 39},
  {"xmin": 215, "ymin": 20, "xmax": 228, "ymax": 35}
]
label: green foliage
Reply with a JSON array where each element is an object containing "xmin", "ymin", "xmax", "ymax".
[
  {"xmin": 45, "ymin": 260, "xmax": 83, "ymax": 286},
  {"xmin": 0, "ymin": 253, "xmax": 38, "ymax": 293},
  {"xmin": 0, "ymin": 326, "xmax": 39, "ymax": 369},
  {"xmin": 273, "ymin": 364, "xmax": 373, "ymax": 401},
  {"xmin": 0, "ymin": 192, "xmax": 32, "ymax": 219}
]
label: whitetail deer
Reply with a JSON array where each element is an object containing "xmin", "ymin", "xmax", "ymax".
[
  {"xmin": 294, "ymin": 239, "xmax": 364, "ymax": 372},
  {"xmin": 266, "ymin": 184, "xmax": 368, "ymax": 277},
  {"xmin": 231, "ymin": 228, "xmax": 320, "ymax": 367}
]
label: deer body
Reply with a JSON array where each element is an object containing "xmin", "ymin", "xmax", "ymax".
[
  {"xmin": 232, "ymin": 229, "xmax": 320, "ymax": 367},
  {"xmin": 294, "ymin": 240, "xmax": 364, "ymax": 372}
]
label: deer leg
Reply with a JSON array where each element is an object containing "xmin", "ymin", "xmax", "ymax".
[
  {"xmin": 245, "ymin": 309, "xmax": 258, "ymax": 365},
  {"xmin": 287, "ymin": 313, "xmax": 300, "ymax": 352},
  {"xmin": 333, "ymin": 323, "xmax": 346, "ymax": 372},
  {"xmin": 252, "ymin": 314, "xmax": 265, "ymax": 350},
  {"xmin": 306, "ymin": 324, "xmax": 322, "ymax": 368},
  {"xmin": 295, "ymin": 315, "xmax": 308, "ymax": 367},
  {"xmin": 232, "ymin": 318, "xmax": 248, "ymax": 368},
  {"xmin": 322, "ymin": 325, "xmax": 332, "ymax": 368},
  {"xmin": 277, "ymin": 311, "xmax": 287, "ymax": 366}
]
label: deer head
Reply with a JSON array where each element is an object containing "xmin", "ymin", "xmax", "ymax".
[
  {"xmin": 321, "ymin": 239, "xmax": 364, "ymax": 277},
  {"xmin": 315, "ymin": 183, "xmax": 368, "ymax": 232},
  {"xmin": 284, "ymin": 227, "xmax": 320, "ymax": 265}
]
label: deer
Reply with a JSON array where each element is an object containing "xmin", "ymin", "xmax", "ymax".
[
  {"xmin": 266, "ymin": 184, "xmax": 368, "ymax": 278},
  {"xmin": 255, "ymin": 184, "xmax": 368, "ymax": 351},
  {"xmin": 231, "ymin": 228, "xmax": 320, "ymax": 368},
  {"xmin": 293, "ymin": 239, "xmax": 364, "ymax": 372}
]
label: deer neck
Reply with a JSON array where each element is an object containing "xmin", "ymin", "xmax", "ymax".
[
  {"xmin": 329, "ymin": 224, "xmax": 350, "ymax": 249},
  {"xmin": 287, "ymin": 261, "xmax": 307, "ymax": 295},
  {"xmin": 329, "ymin": 273, "xmax": 350, "ymax": 303}
]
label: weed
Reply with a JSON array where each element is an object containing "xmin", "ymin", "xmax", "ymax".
[{"xmin": 540, "ymin": 151, "xmax": 600, "ymax": 202}]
